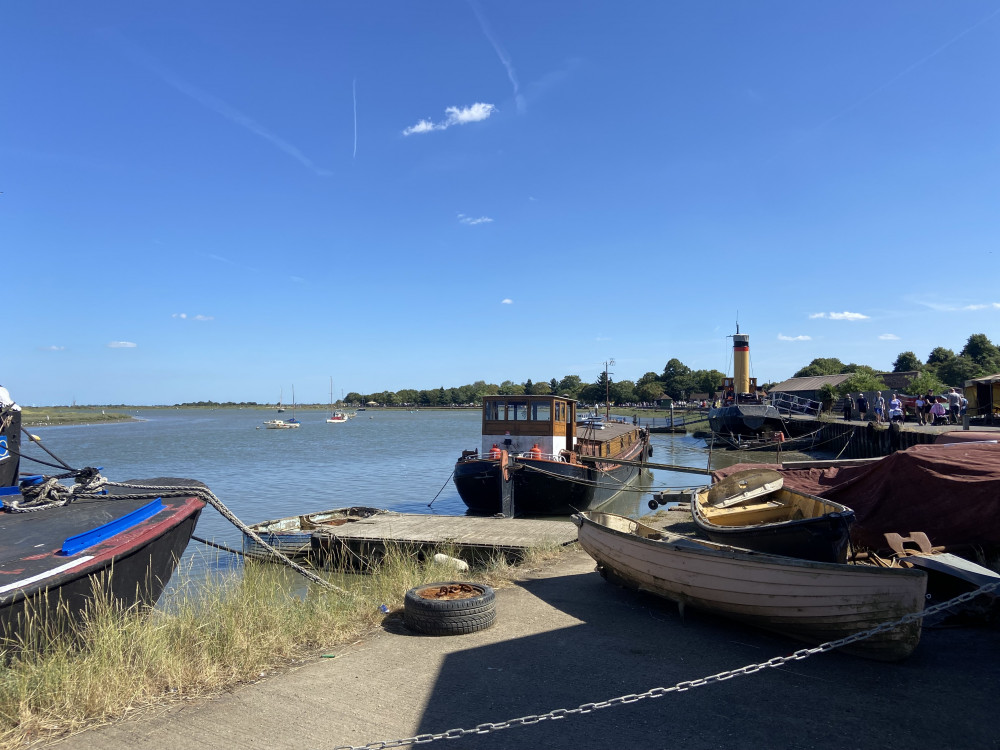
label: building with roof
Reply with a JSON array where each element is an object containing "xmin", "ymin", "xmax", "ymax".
[{"xmin": 767, "ymin": 374, "xmax": 852, "ymax": 403}]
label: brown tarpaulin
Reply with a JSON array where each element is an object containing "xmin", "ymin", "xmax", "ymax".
[{"xmin": 713, "ymin": 442, "xmax": 1000, "ymax": 551}]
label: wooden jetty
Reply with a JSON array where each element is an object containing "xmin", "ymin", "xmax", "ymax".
[{"xmin": 309, "ymin": 512, "xmax": 578, "ymax": 567}]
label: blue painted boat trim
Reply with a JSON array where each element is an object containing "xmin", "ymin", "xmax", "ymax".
[{"xmin": 60, "ymin": 498, "xmax": 165, "ymax": 556}]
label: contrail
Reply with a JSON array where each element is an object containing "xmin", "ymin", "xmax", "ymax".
[
  {"xmin": 353, "ymin": 78, "xmax": 358, "ymax": 159},
  {"xmin": 108, "ymin": 32, "xmax": 332, "ymax": 177},
  {"xmin": 815, "ymin": 6, "xmax": 1000, "ymax": 131},
  {"xmin": 469, "ymin": 0, "xmax": 525, "ymax": 113}
]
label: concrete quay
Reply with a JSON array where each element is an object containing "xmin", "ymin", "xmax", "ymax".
[{"xmin": 60, "ymin": 548, "xmax": 999, "ymax": 750}]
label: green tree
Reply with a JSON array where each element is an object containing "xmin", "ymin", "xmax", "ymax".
[
  {"xmin": 926, "ymin": 347, "xmax": 955, "ymax": 366},
  {"xmin": 637, "ymin": 371, "xmax": 661, "ymax": 386},
  {"xmin": 661, "ymin": 358, "xmax": 693, "ymax": 400},
  {"xmin": 499, "ymin": 380, "xmax": 525, "ymax": 395},
  {"xmin": 523, "ymin": 379, "xmax": 534, "ymax": 393},
  {"xmin": 637, "ymin": 380, "xmax": 664, "ymax": 402},
  {"xmin": 905, "ymin": 370, "xmax": 946, "ymax": 397},
  {"xmin": 529, "ymin": 381, "xmax": 552, "ymax": 395},
  {"xmin": 818, "ymin": 383, "xmax": 839, "ymax": 411},
  {"xmin": 548, "ymin": 378, "xmax": 559, "ymax": 393},
  {"xmin": 794, "ymin": 358, "xmax": 847, "ymax": 378},
  {"xmin": 557, "ymin": 375, "xmax": 583, "ymax": 397},
  {"xmin": 937, "ymin": 355, "xmax": 981, "ymax": 386},
  {"xmin": 961, "ymin": 333, "xmax": 1000, "ymax": 372},
  {"xmin": 836, "ymin": 367, "xmax": 888, "ymax": 397},
  {"xmin": 610, "ymin": 380, "xmax": 636, "ymax": 404},
  {"xmin": 692, "ymin": 368, "xmax": 726, "ymax": 398},
  {"xmin": 892, "ymin": 351, "xmax": 923, "ymax": 372}
]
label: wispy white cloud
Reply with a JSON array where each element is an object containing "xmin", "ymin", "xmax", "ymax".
[
  {"xmin": 914, "ymin": 299, "xmax": 1000, "ymax": 312},
  {"xmin": 110, "ymin": 33, "xmax": 332, "ymax": 176},
  {"xmin": 458, "ymin": 213, "xmax": 493, "ymax": 225},
  {"xmin": 107, "ymin": 341, "xmax": 137, "ymax": 348},
  {"xmin": 469, "ymin": 0, "xmax": 525, "ymax": 113},
  {"xmin": 403, "ymin": 103, "xmax": 496, "ymax": 135},
  {"xmin": 777, "ymin": 334, "xmax": 811, "ymax": 341},
  {"xmin": 39, "ymin": 345, "xmax": 65, "ymax": 351},
  {"xmin": 809, "ymin": 311, "xmax": 869, "ymax": 321},
  {"xmin": 964, "ymin": 302, "xmax": 1000, "ymax": 311},
  {"xmin": 878, "ymin": 333, "xmax": 901, "ymax": 340},
  {"xmin": 501, "ymin": 298, "xmax": 513, "ymax": 305},
  {"xmin": 172, "ymin": 313, "xmax": 214, "ymax": 321}
]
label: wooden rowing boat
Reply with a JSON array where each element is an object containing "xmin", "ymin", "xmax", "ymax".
[
  {"xmin": 244, "ymin": 506, "xmax": 390, "ymax": 559},
  {"xmin": 572, "ymin": 511, "xmax": 927, "ymax": 661},
  {"xmin": 691, "ymin": 469, "xmax": 855, "ymax": 563}
]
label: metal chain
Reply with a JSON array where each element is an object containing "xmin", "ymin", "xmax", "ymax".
[
  {"xmin": 102, "ymin": 480, "xmax": 356, "ymax": 597},
  {"xmin": 332, "ymin": 578, "xmax": 1000, "ymax": 750}
]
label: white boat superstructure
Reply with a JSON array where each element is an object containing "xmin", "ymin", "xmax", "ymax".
[{"xmin": 263, "ymin": 419, "xmax": 300, "ymax": 429}]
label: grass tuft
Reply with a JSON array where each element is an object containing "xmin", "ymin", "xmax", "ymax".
[{"xmin": 0, "ymin": 543, "xmax": 572, "ymax": 748}]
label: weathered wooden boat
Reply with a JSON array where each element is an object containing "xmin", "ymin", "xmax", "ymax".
[
  {"xmin": 572, "ymin": 511, "xmax": 926, "ymax": 661},
  {"xmin": 691, "ymin": 469, "xmax": 856, "ymax": 563},
  {"xmin": 707, "ymin": 327, "xmax": 784, "ymax": 438},
  {"xmin": 244, "ymin": 506, "xmax": 390, "ymax": 559},
  {"xmin": 453, "ymin": 394, "xmax": 650, "ymax": 516}
]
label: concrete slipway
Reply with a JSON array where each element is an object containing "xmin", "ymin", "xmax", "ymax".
[{"xmin": 61, "ymin": 548, "xmax": 999, "ymax": 750}]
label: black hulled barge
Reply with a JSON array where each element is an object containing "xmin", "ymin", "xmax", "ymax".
[{"xmin": 454, "ymin": 394, "xmax": 650, "ymax": 516}]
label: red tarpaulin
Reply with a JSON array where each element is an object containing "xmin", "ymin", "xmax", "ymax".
[{"xmin": 713, "ymin": 442, "xmax": 1000, "ymax": 551}]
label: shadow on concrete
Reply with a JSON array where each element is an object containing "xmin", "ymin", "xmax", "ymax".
[{"xmin": 409, "ymin": 567, "xmax": 1000, "ymax": 749}]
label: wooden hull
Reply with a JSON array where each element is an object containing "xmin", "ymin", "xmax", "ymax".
[
  {"xmin": 691, "ymin": 485, "xmax": 855, "ymax": 563},
  {"xmin": 573, "ymin": 511, "xmax": 926, "ymax": 661},
  {"xmin": 0, "ymin": 478, "xmax": 206, "ymax": 643},
  {"xmin": 244, "ymin": 506, "xmax": 388, "ymax": 559}
]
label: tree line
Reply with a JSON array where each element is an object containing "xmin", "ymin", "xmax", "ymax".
[
  {"xmin": 792, "ymin": 331, "xmax": 999, "ymax": 403},
  {"xmin": 343, "ymin": 360, "xmax": 732, "ymax": 408}
]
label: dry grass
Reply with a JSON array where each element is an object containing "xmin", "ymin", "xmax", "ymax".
[{"xmin": 0, "ymin": 543, "xmax": 573, "ymax": 748}]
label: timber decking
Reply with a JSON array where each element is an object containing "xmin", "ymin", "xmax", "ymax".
[{"xmin": 314, "ymin": 512, "xmax": 577, "ymax": 552}]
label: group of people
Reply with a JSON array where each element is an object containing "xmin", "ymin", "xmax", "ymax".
[{"xmin": 844, "ymin": 387, "xmax": 968, "ymax": 426}]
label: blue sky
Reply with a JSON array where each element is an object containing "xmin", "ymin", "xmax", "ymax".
[{"xmin": 3, "ymin": 2, "xmax": 999, "ymax": 405}]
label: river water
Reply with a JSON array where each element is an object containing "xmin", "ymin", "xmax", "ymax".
[{"xmin": 20, "ymin": 408, "xmax": 816, "ymax": 576}]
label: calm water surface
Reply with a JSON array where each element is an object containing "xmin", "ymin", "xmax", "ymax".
[{"xmin": 21, "ymin": 409, "xmax": 816, "ymax": 577}]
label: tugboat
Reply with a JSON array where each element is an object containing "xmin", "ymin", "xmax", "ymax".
[
  {"xmin": 453, "ymin": 394, "xmax": 650, "ymax": 516},
  {"xmin": 708, "ymin": 326, "xmax": 784, "ymax": 440}
]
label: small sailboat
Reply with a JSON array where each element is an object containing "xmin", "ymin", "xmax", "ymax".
[
  {"xmin": 327, "ymin": 377, "xmax": 348, "ymax": 423},
  {"xmin": 276, "ymin": 387, "xmax": 285, "ymax": 413},
  {"xmin": 285, "ymin": 385, "xmax": 300, "ymax": 425}
]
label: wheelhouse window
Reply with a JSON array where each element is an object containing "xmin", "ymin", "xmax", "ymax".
[
  {"xmin": 531, "ymin": 402, "xmax": 551, "ymax": 421},
  {"xmin": 485, "ymin": 401, "xmax": 505, "ymax": 421},
  {"xmin": 508, "ymin": 401, "xmax": 528, "ymax": 420}
]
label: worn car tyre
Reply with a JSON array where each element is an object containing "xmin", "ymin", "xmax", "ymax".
[{"xmin": 404, "ymin": 581, "xmax": 497, "ymax": 636}]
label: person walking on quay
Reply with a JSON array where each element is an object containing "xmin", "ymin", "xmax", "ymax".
[
  {"xmin": 923, "ymin": 390, "xmax": 935, "ymax": 425},
  {"xmin": 843, "ymin": 393, "xmax": 853, "ymax": 421},
  {"xmin": 947, "ymin": 388, "xmax": 961, "ymax": 424},
  {"xmin": 856, "ymin": 392, "xmax": 869, "ymax": 421},
  {"xmin": 874, "ymin": 391, "xmax": 886, "ymax": 424},
  {"xmin": 915, "ymin": 393, "xmax": 926, "ymax": 425}
]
